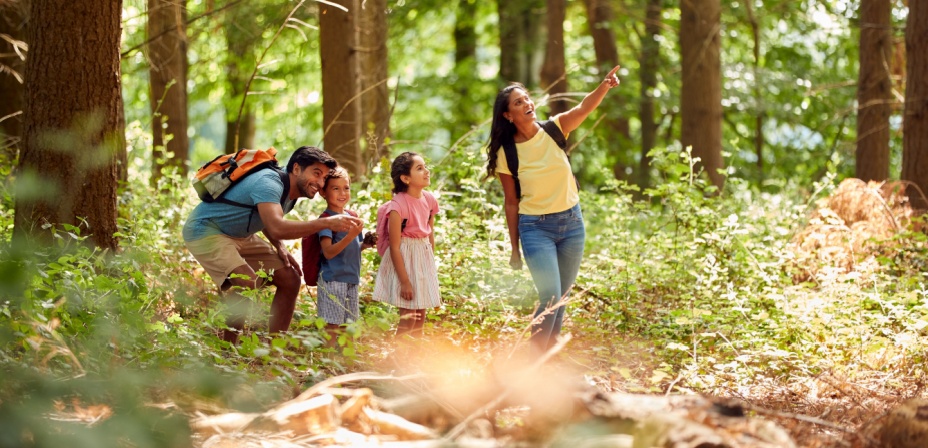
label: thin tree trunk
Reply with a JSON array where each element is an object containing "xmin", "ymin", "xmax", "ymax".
[
  {"xmin": 856, "ymin": 0, "xmax": 892, "ymax": 182},
  {"xmin": 319, "ymin": 0, "xmax": 363, "ymax": 177},
  {"xmin": 901, "ymin": 0, "xmax": 928, "ymax": 210},
  {"xmin": 583, "ymin": 0, "xmax": 632, "ymax": 181},
  {"xmin": 14, "ymin": 0, "xmax": 122, "ymax": 250},
  {"xmin": 498, "ymin": 0, "xmax": 544, "ymax": 87},
  {"xmin": 148, "ymin": 0, "xmax": 189, "ymax": 182},
  {"xmin": 224, "ymin": 3, "xmax": 256, "ymax": 153},
  {"xmin": 637, "ymin": 0, "xmax": 661, "ymax": 191},
  {"xmin": 453, "ymin": 0, "xmax": 479, "ymax": 140},
  {"xmin": 359, "ymin": 0, "xmax": 390, "ymax": 165},
  {"xmin": 680, "ymin": 0, "xmax": 724, "ymax": 190},
  {"xmin": 741, "ymin": 0, "xmax": 764, "ymax": 178},
  {"xmin": 540, "ymin": 0, "xmax": 567, "ymax": 117},
  {"xmin": 0, "ymin": 0, "xmax": 26, "ymax": 161}
]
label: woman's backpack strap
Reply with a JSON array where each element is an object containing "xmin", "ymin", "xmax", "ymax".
[{"xmin": 502, "ymin": 139, "xmax": 522, "ymax": 200}]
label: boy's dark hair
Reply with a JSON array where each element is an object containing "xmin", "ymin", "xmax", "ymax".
[
  {"xmin": 391, "ymin": 151, "xmax": 419, "ymax": 194},
  {"xmin": 286, "ymin": 146, "xmax": 337, "ymax": 174},
  {"xmin": 323, "ymin": 166, "xmax": 350, "ymax": 190}
]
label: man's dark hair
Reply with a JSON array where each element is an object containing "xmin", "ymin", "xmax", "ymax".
[{"xmin": 286, "ymin": 146, "xmax": 337, "ymax": 174}]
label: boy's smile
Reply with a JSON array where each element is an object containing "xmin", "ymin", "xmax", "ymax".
[{"xmin": 322, "ymin": 177, "xmax": 351, "ymax": 213}]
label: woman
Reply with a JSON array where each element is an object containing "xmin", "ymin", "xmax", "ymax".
[{"xmin": 486, "ymin": 66, "xmax": 621, "ymax": 352}]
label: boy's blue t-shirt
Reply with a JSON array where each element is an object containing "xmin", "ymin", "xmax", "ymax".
[
  {"xmin": 183, "ymin": 169, "xmax": 296, "ymax": 241},
  {"xmin": 318, "ymin": 209, "xmax": 363, "ymax": 285}
]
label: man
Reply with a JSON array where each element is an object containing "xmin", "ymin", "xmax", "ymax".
[{"xmin": 183, "ymin": 146, "xmax": 364, "ymax": 343}]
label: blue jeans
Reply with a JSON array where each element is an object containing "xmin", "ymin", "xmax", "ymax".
[{"xmin": 518, "ymin": 203, "xmax": 585, "ymax": 352}]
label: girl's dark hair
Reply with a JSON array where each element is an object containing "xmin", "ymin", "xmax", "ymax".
[
  {"xmin": 485, "ymin": 83, "xmax": 525, "ymax": 180},
  {"xmin": 391, "ymin": 151, "xmax": 419, "ymax": 194}
]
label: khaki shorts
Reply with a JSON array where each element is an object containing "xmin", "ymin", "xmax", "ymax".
[{"xmin": 185, "ymin": 233, "xmax": 286, "ymax": 289}]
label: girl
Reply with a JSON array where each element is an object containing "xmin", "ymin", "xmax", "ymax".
[
  {"xmin": 485, "ymin": 66, "xmax": 621, "ymax": 352},
  {"xmin": 373, "ymin": 152, "xmax": 441, "ymax": 336}
]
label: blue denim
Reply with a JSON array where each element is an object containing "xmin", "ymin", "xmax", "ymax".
[{"xmin": 518, "ymin": 203, "xmax": 585, "ymax": 352}]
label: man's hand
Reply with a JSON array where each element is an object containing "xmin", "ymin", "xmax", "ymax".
[
  {"xmin": 325, "ymin": 214, "xmax": 364, "ymax": 233},
  {"xmin": 276, "ymin": 242, "xmax": 300, "ymax": 274}
]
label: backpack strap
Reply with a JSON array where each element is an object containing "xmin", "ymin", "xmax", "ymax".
[
  {"xmin": 502, "ymin": 139, "xmax": 522, "ymax": 200},
  {"xmin": 539, "ymin": 119, "xmax": 568, "ymax": 151},
  {"xmin": 217, "ymin": 168, "xmax": 290, "ymax": 233}
]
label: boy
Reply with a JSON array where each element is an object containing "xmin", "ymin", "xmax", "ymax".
[{"xmin": 314, "ymin": 167, "xmax": 375, "ymax": 346}]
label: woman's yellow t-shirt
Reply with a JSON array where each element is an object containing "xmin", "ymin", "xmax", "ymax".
[{"xmin": 495, "ymin": 118, "xmax": 580, "ymax": 215}]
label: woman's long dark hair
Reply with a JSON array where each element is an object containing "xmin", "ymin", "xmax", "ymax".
[{"xmin": 485, "ymin": 83, "xmax": 526, "ymax": 180}]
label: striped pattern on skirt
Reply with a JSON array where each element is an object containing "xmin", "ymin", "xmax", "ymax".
[
  {"xmin": 373, "ymin": 237, "xmax": 441, "ymax": 309},
  {"xmin": 316, "ymin": 277, "xmax": 359, "ymax": 325}
]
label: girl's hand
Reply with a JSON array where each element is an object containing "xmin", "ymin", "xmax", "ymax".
[
  {"xmin": 400, "ymin": 280, "xmax": 414, "ymax": 301},
  {"xmin": 509, "ymin": 251, "xmax": 523, "ymax": 270}
]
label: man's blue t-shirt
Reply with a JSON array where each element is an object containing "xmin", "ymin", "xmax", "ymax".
[
  {"xmin": 318, "ymin": 209, "xmax": 362, "ymax": 285},
  {"xmin": 183, "ymin": 169, "xmax": 296, "ymax": 242}
]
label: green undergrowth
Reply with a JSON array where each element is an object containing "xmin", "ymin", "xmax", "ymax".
[{"xmin": 2, "ymin": 144, "xmax": 928, "ymax": 445}]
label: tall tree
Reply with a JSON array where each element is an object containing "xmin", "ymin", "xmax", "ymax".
[
  {"xmin": 0, "ymin": 0, "xmax": 26, "ymax": 160},
  {"xmin": 540, "ymin": 0, "xmax": 567, "ymax": 117},
  {"xmin": 680, "ymin": 0, "xmax": 724, "ymax": 189},
  {"xmin": 740, "ymin": 0, "xmax": 764, "ymax": 178},
  {"xmin": 453, "ymin": 0, "xmax": 479, "ymax": 140},
  {"xmin": 636, "ymin": 0, "xmax": 661, "ymax": 190},
  {"xmin": 319, "ymin": 0, "xmax": 363, "ymax": 177},
  {"xmin": 498, "ymin": 0, "xmax": 545, "ymax": 87},
  {"xmin": 582, "ymin": 0, "xmax": 632, "ymax": 180},
  {"xmin": 148, "ymin": 0, "xmax": 189, "ymax": 182},
  {"xmin": 14, "ymin": 0, "xmax": 122, "ymax": 250},
  {"xmin": 855, "ymin": 0, "xmax": 892, "ymax": 182},
  {"xmin": 901, "ymin": 0, "xmax": 928, "ymax": 210},
  {"xmin": 359, "ymin": 0, "xmax": 390, "ymax": 166},
  {"xmin": 224, "ymin": 4, "xmax": 257, "ymax": 153}
]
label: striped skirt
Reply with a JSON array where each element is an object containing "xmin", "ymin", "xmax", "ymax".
[{"xmin": 373, "ymin": 237, "xmax": 441, "ymax": 309}]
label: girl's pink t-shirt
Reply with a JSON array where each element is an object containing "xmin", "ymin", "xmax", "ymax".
[{"xmin": 388, "ymin": 191, "xmax": 439, "ymax": 238}]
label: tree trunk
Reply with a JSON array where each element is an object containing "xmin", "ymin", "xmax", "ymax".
[
  {"xmin": 856, "ymin": 0, "xmax": 892, "ymax": 182},
  {"xmin": 583, "ymin": 0, "xmax": 633, "ymax": 181},
  {"xmin": 148, "ymin": 0, "xmax": 189, "ymax": 183},
  {"xmin": 453, "ymin": 0, "xmax": 479, "ymax": 140},
  {"xmin": 359, "ymin": 0, "xmax": 390, "ymax": 166},
  {"xmin": 680, "ymin": 0, "xmax": 725, "ymax": 190},
  {"xmin": 901, "ymin": 0, "xmax": 928, "ymax": 210},
  {"xmin": 319, "ymin": 0, "xmax": 363, "ymax": 177},
  {"xmin": 540, "ymin": 0, "xmax": 567, "ymax": 117},
  {"xmin": 741, "ymin": 0, "xmax": 764, "ymax": 178},
  {"xmin": 224, "ymin": 4, "xmax": 256, "ymax": 153},
  {"xmin": 498, "ymin": 0, "xmax": 545, "ymax": 87},
  {"xmin": 637, "ymin": 0, "xmax": 661, "ymax": 191},
  {"xmin": 0, "ymin": 0, "xmax": 26, "ymax": 162},
  {"xmin": 13, "ymin": 0, "xmax": 122, "ymax": 250}
]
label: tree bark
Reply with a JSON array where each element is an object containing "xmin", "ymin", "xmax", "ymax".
[
  {"xmin": 224, "ymin": 3, "xmax": 256, "ymax": 153},
  {"xmin": 680, "ymin": 0, "xmax": 725, "ymax": 190},
  {"xmin": 319, "ymin": 0, "xmax": 363, "ymax": 177},
  {"xmin": 359, "ymin": 0, "xmax": 390, "ymax": 166},
  {"xmin": 0, "ymin": 0, "xmax": 26, "ymax": 161},
  {"xmin": 540, "ymin": 0, "xmax": 567, "ymax": 117},
  {"xmin": 637, "ymin": 0, "xmax": 661, "ymax": 191},
  {"xmin": 901, "ymin": 0, "xmax": 928, "ymax": 210},
  {"xmin": 583, "ymin": 0, "xmax": 632, "ymax": 181},
  {"xmin": 498, "ymin": 0, "xmax": 545, "ymax": 87},
  {"xmin": 148, "ymin": 0, "xmax": 189, "ymax": 182},
  {"xmin": 856, "ymin": 0, "xmax": 892, "ymax": 182},
  {"xmin": 14, "ymin": 0, "xmax": 122, "ymax": 250},
  {"xmin": 453, "ymin": 0, "xmax": 479, "ymax": 140}
]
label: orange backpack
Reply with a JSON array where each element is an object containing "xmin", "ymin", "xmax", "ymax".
[{"xmin": 192, "ymin": 147, "xmax": 288, "ymax": 207}]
